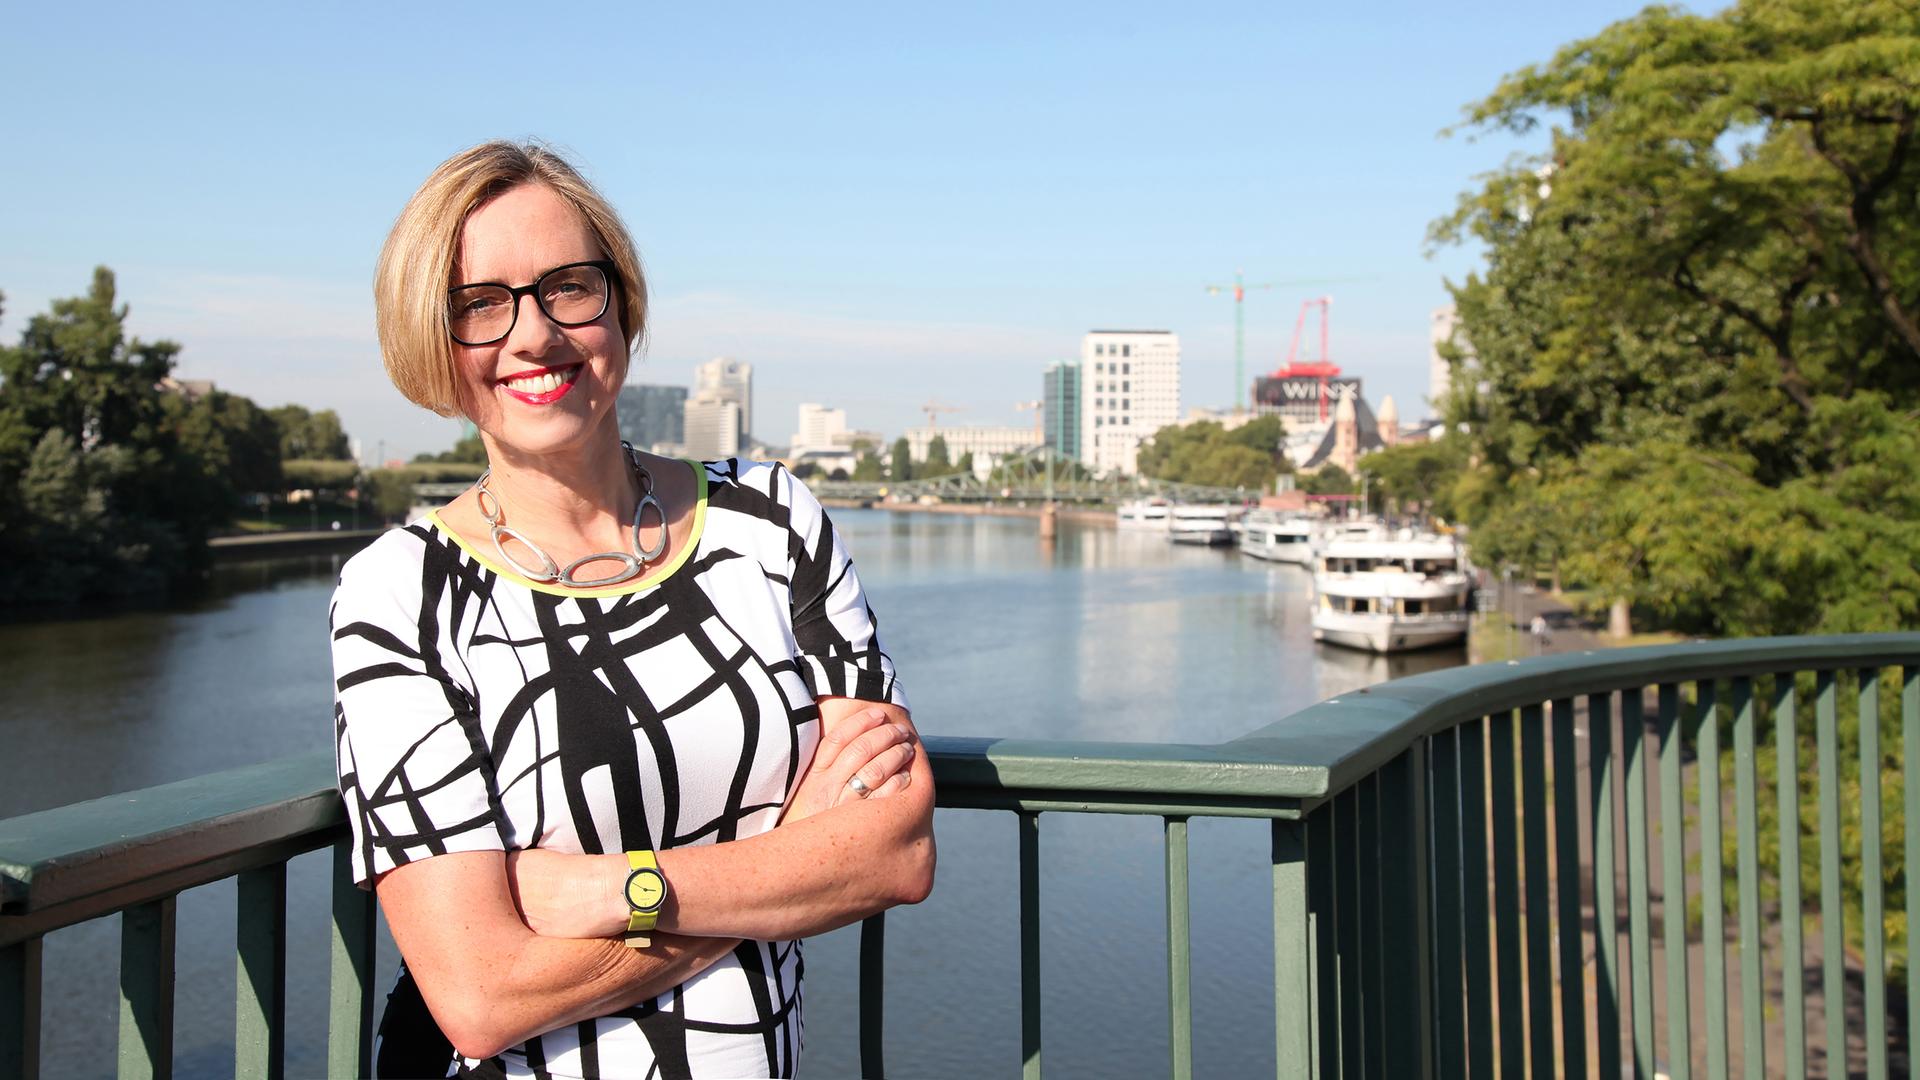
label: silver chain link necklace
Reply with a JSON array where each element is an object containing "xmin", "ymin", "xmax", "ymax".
[{"xmin": 474, "ymin": 443, "xmax": 669, "ymax": 588}]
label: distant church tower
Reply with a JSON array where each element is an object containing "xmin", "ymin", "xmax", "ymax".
[
  {"xmin": 1377, "ymin": 395, "xmax": 1400, "ymax": 447},
  {"xmin": 1332, "ymin": 394, "xmax": 1359, "ymax": 473}
]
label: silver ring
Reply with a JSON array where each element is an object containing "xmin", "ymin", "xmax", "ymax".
[{"xmin": 847, "ymin": 775, "xmax": 871, "ymax": 797}]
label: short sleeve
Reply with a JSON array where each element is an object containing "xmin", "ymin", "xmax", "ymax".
[
  {"xmin": 783, "ymin": 471, "xmax": 910, "ymax": 710},
  {"xmin": 330, "ymin": 538, "xmax": 507, "ymax": 887}
]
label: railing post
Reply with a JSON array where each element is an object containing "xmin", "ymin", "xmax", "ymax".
[
  {"xmin": 1427, "ymin": 728, "xmax": 1466, "ymax": 1080},
  {"xmin": 860, "ymin": 913, "xmax": 887, "ymax": 1078},
  {"xmin": 1731, "ymin": 677, "xmax": 1766, "ymax": 1080},
  {"xmin": 119, "ymin": 895, "xmax": 176, "ymax": 1080},
  {"xmin": 1906, "ymin": 665, "xmax": 1919, "ymax": 1077},
  {"xmin": 1549, "ymin": 697, "xmax": 1587, "ymax": 1079},
  {"xmin": 1273, "ymin": 819, "xmax": 1313, "ymax": 1080},
  {"xmin": 1656, "ymin": 683, "xmax": 1692, "ymax": 1080},
  {"xmin": 1624, "ymin": 687, "xmax": 1657, "ymax": 1079},
  {"xmin": 1457, "ymin": 717, "xmax": 1494, "ymax": 1078},
  {"xmin": 236, "ymin": 864, "xmax": 288, "ymax": 1080},
  {"xmin": 1307, "ymin": 802, "xmax": 1339, "ymax": 1079},
  {"xmin": 1773, "ymin": 675, "xmax": 1807, "ymax": 1080},
  {"xmin": 1487, "ymin": 711, "xmax": 1526, "ymax": 1079},
  {"xmin": 1518, "ymin": 703, "xmax": 1554, "ymax": 1076},
  {"xmin": 1696, "ymin": 681, "xmax": 1728, "ymax": 1079},
  {"xmin": 1379, "ymin": 743, "xmax": 1433, "ymax": 1078},
  {"xmin": 1815, "ymin": 669, "xmax": 1844, "ymax": 1076},
  {"xmin": 1019, "ymin": 811, "xmax": 1042, "ymax": 1080},
  {"xmin": 1, "ymin": 937, "xmax": 42, "ymax": 1080},
  {"xmin": 328, "ymin": 841, "xmax": 375, "ymax": 1080},
  {"xmin": 1336, "ymin": 787, "xmax": 1366, "ymax": 1078},
  {"xmin": 1588, "ymin": 692, "xmax": 1622, "ymax": 1080},
  {"xmin": 1857, "ymin": 668, "xmax": 1886, "ymax": 1080},
  {"xmin": 1164, "ymin": 816, "xmax": 1192, "ymax": 1080}
]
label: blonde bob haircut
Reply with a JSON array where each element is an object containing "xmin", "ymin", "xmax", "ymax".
[{"xmin": 374, "ymin": 141, "xmax": 648, "ymax": 417}]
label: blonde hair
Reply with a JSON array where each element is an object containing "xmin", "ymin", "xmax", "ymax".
[{"xmin": 373, "ymin": 141, "xmax": 648, "ymax": 417}]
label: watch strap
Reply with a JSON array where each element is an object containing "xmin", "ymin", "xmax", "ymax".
[{"xmin": 624, "ymin": 850, "xmax": 664, "ymax": 941}]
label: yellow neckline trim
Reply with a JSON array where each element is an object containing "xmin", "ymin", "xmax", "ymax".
[{"xmin": 427, "ymin": 458, "xmax": 709, "ymax": 599}]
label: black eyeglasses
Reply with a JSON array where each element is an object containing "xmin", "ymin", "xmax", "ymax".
[{"xmin": 447, "ymin": 260, "xmax": 620, "ymax": 346}]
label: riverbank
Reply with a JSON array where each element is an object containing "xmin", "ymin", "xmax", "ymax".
[
  {"xmin": 207, "ymin": 528, "xmax": 385, "ymax": 559},
  {"xmin": 819, "ymin": 499, "xmax": 1117, "ymax": 527}
]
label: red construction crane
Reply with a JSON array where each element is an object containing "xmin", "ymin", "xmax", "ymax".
[{"xmin": 1270, "ymin": 296, "xmax": 1342, "ymax": 423}]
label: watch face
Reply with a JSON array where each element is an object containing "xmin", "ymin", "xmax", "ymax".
[{"xmin": 626, "ymin": 867, "xmax": 666, "ymax": 913}]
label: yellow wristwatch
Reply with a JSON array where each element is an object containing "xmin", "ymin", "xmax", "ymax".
[{"xmin": 623, "ymin": 850, "xmax": 667, "ymax": 948}]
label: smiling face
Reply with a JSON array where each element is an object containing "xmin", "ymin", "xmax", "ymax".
[{"xmin": 451, "ymin": 183, "xmax": 628, "ymax": 462}]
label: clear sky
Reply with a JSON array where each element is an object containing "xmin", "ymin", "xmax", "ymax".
[{"xmin": 1, "ymin": 0, "xmax": 1673, "ymax": 463}]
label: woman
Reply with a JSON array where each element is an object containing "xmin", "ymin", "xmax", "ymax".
[{"xmin": 331, "ymin": 141, "xmax": 934, "ymax": 1080}]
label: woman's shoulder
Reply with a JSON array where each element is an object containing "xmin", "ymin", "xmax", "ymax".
[
  {"xmin": 697, "ymin": 457, "xmax": 827, "ymax": 523},
  {"xmin": 333, "ymin": 518, "xmax": 448, "ymax": 611}
]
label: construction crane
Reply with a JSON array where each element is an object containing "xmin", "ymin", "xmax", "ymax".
[
  {"xmin": 1205, "ymin": 272, "xmax": 1373, "ymax": 413},
  {"xmin": 921, "ymin": 400, "xmax": 962, "ymax": 429},
  {"xmin": 1272, "ymin": 296, "xmax": 1342, "ymax": 423}
]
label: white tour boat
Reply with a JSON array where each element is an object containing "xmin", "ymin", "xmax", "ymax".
[
  {"xmin": 1167, "ymin": 504, "xmax": 1237, "ymax": 546},
  {"xmin": 1116, "ymin": 499, "xmax": 1172, "ymax": 532},
  {"xmin": 1237, "ymin": 510, "xmax": 1315, "ymax": 564},
  {"xmin": 1311, "ymin": 533, "xmax": 1472, "ymax": 652}
]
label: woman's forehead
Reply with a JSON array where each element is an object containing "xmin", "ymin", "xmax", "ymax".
[{"xmin": 454, "ymin": 184, "xmax": 603, "ymax": 282}]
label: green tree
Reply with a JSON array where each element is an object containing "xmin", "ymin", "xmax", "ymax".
[
  {"xmin": 954, "ymin": 451, "xmax": 974, "ymax": 476},
  {"xmin": 414, "ymin": 430, "xmax": 487, "ymax": 465},
  {"xmin": 852, "ymin": 451, "xmax": 883, "ymax": 482},
  {"xmin": 268, "ymin": 404, "xmax": 352, "ymax": 460},
  {"xmin": 1358, "ymin": 438, "xmax": 1467, "ymax": 521},
  {"xmin": 924, "ymin": 435, "xmax": 952, "ymax": 475},
  {"xmin": 166, "ymin": 389, "xmax": 283, "ymax": 500},
  {"xmin": 0, "ymin": 269, "xmax": 219, "ymax": 603},
  {"xmin": 1138, "ymin": 419, "xmax": 1284, "ymax": 490},
  {"xmin": 1299, "ymin": 464, "xmax": 1353, "ymax": 497},
  {"xmin": 1432, "ymin": 0, "xmax": 1920, "ymax": 636},
  {"xmin": 888, "ymin": 437, "xmax": 914, "ymax": 482}
]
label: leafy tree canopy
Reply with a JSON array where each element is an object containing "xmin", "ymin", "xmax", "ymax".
[
  {"xmin": 1433, "ymin": 0, "xmax": 1920, "ymax": 636},
  {"xmin": 1137, "ymin": 415, "xmax": 1289, "ymax": 491}
]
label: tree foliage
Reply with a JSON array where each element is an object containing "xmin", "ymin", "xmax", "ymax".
[
  {"xmin": 1357, "ymin": 438, "xmax": 1468, "ymax": 520},
  {"xmin": 1137, "ymin": 415, "xmax": 1289, "ymax": 491},
  {"xmin": 269, "ymin": 404, "xmax": 351, "ymax": 461},
  {"xmin": 1433, "ymin": 0, "xmax": 1920, "ymax": 637},
  {"xmin": 0, "ymin": 269, "xmax": 361, "ymax": 603},
  {"xmin": 888, "ymin": 437, "xmax": 913, "ymax": 482},
  {"xmin": 924, "ymin": 435, "xmax": 951, "ymax": 474}
]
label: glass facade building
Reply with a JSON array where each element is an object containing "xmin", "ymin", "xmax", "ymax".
[{"xmin": 1043, "ymin": 360, "xmax": 1081, "ymax": 461}]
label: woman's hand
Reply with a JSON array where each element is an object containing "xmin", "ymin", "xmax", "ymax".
[
  {"xmin": 505, "ymin": 848, "xmax": 628, "ymax": 939},
  {"xmin": 783, "ymin": 704, "xmax": 918, "ymax": 825}
]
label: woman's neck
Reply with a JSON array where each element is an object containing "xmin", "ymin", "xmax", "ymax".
[{"xmin": 479, "ymin": 430, "xmax": 635, "ymax": 542}]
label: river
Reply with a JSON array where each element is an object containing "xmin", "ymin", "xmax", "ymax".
[{"xmin": 0, "ymin": 509, "xmax": 1462, "ymax": 1078}]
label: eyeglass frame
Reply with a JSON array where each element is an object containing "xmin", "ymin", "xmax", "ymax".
[{"xmin": 446, "ymin": 259, "xmax": 623, "ymax": 346}]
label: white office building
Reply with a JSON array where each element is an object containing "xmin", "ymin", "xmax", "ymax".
[
  {"xmin": 904, "ymin": 425, "xmax": 1034, "ymax": 468},
  {"xmin": 1079, "ymin": 330, "xmax": 1180, "ymax": 476},
  {"xmin": 694, "ymin": 357, "xmax": 754, "ymax": 440},
  {"xmin": 683, "ymin": 396, "xmax": 743, "ymax": 460},
  {"xmin": 790, "ymin": 404, "xmax": 848, "ymax": 455}
]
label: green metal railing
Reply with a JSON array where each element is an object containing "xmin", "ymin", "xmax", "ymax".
[{"xmin": 1, "ymin": 634, "xmax": 1913, "ymax": 1078}]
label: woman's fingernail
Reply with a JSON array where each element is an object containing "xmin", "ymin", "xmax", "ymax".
[{"xmin": 892, "ymin": 723, "xmax": 910, "ymax": 738}]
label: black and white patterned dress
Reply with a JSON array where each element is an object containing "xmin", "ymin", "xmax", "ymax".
[{"xmin": 330, "ymin": 458, "xmax": 907, "ymax": 1080}]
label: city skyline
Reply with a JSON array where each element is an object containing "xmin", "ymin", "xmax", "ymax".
[{"xmin": 1, "ymin": 0, "xmax": 1669, "ymax": 462}]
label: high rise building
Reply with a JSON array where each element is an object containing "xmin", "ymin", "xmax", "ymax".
[
  {"xmin": 1429, "ymin": 306, "xmax": 1458, "ymax": 414},
  {"xmin": 1078, "ymin": 330, "xmax": 1180, "ymax": 476},
  {"xmin": 616, "ymin": 384, "xmax": 687, "ymax": 451},
  {"xmin": 694, "ymin": 357, "xmax": 754, "ymax": 440},
  {"xmin": 790, "ymin": 403, "xmax": 848, "ymax": 455},
  {"xmin": 683, "ymin": 397, "xmax": 743, "ymax": 460},
  {"xmin": 1042, "ymin": 360, "xmax": 1081, "ymax": 460}
]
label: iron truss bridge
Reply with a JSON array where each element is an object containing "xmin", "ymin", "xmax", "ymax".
[{"xmin": 809, "ymin": 448, "xmax": 1252, "ymax": 505}]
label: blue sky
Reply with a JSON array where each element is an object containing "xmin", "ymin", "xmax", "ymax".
[{"xmin": 1, "ymin": 0, "xmax": 1673, "ymax": 462}]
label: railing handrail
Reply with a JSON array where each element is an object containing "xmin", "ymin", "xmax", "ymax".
[{"xmin": 5, "ymin": 633, "xmax": 1913, "ymax": 938}]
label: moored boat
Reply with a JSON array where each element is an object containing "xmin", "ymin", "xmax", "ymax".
[
  {"xmin": 1237, "ymin": 510, "xmax": 1315, "ymax": 564},
  {"xmin": 1168, "ymin": 504, "xmax": 1237, "ymax": 546},
  {"xmin": 1311, "ymin": 533, "xmax": 1471, "ymax": 652},
  {"xmin": 1116, "ymin": 498, "xmax": 1171, "ymax": 532}
]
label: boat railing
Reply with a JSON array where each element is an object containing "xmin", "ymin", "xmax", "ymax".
[{"xmin": 2, "ymin": 634, "xmax": 1914, "ymax": 1078}]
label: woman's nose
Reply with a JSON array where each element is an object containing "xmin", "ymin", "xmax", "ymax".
[{"xmin": 503, "ymin": 293, "xmax": 563, "ymax": 357}]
